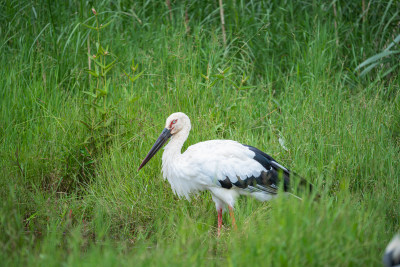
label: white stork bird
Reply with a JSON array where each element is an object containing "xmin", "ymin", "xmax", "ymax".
[
  {"xmin": 138, "ymin": 112, "xmax": 309, "ymax": 235},
  {"xmin": 383, "ymin": 235, "xmax": 400, "ymax": 267}
]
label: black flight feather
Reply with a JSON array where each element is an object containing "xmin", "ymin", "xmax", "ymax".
[{"xmin": 217, "ymin": 144, "xmax": 313, "ymax": 194}]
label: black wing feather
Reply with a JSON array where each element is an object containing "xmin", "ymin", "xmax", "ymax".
[
  {"xmin": 244, "ymin": 145, "xmax": 290, "ymax": 192},
  {"xmin": 217, "ymin": 144, "xmax": 290, "ymax": 193}
]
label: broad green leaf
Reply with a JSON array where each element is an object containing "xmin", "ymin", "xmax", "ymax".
[
  {"xmin": 87, "ymin": 70, "xmax": 99, "ymax": 77},
  {"xmin": 223, "ymin": 66, "xmax": 231, "ymax": 73},
  {"xmin": 99, "ymin": 19, "xmax": 114, "ymax": 29},
  {"xmin": 384, "ymin": 34, "xmax": 400, "ymax": 51},
  {"xmin": 200, "ymin": 73, "xmax": 209, "ymax": 80},
  {"xmin": 105, "ymin": 59, "xmax": 117, "ymax": 71},
  {"xmin": 122, "ymin": 70, "xmax": 131, "ymax": 80},
  {"xmin": 103, "ymin": 67, "xmax": 113, "ymax": 76},
  {"xmin": 81, "ymin": 23, "xmax": 97, "ymax": 30},
  {"xmin": 88, "ymin": 53, "xmax": 106, "ymax": 68},
  {"xmin": 130, "ymin": 70, "xmax": 144, "ymax": 83},
  {"xmin": 360, "ymin": 62, "xmax": 380, "ymax": 76},
  {"xmin": 97, "ymin": 88, "xmax": 108, "ymax": 97},
  {"xmin": 97, "ymin": 45, "xmax": 105, "ymax": 55},
  {"xmin": 131, "ymin": 63, "xmax": 138, "ymax": 72},
  {"xmin": 356, "ymin": 50, "xmax": 399, "ymax": 71},
  {"xmin": 104, "ymin": 60, "xmax": 117, "ymax": 75},
  {"xmin": 90, "ymin": 102, "xmax": 102, "ymax": 109},
  {"xmin": 83, "ymin": 136, "xmax": 93, "ymax": 144},
  {"xmin": 209, "ymin": 79, "xmax": 218, "ymax": 87},
  {"xmin": 26, "ymin": 212, "xmax": 38, "ymax": 222},
  {"xmin": 82, "ymin": 91, "xmax": 97, "ymax": 98}
]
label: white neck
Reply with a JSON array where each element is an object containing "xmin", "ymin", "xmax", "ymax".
[
  {"xmin": 161, "ymin": 126, "xmax": 197, "ymax": 199},
  {"xmin": 163, "ymin": 127, "xmax": 189, "ymax": 159}
]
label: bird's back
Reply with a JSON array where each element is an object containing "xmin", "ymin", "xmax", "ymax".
[{"xmin": 183, "ymin": 140, "xmax": 265, "ymax": 180}]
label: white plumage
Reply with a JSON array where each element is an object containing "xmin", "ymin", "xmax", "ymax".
[
  {"xmin": 163, "ymin": 139, "xmax": 272, "ymax": 204},
  {"xmin": 138, "ymin": 112, "xmax": 297, "ymax": 235}
]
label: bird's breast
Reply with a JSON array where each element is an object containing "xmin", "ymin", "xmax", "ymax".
[{"xmin": 161, "ymin": 156, "xmax": 206, "ymax": 201}]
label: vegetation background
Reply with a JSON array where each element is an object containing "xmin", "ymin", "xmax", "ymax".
[{"xmin": 1, "ymin": 0, "xmax": 399, "ymax": 265}]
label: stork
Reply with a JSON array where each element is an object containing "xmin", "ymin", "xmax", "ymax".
[
  {"xmin": 383, "ymin": 235, "xmax": 400, "ymax": 267},
  {"xmin": 138, "ymin": 112, "xmax": 308, "ymax": 236}
]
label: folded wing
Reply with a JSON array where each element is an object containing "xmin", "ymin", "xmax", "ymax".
[{"xmin": 183, "ymin": 141, "xmax": 290, "ymax": 194}]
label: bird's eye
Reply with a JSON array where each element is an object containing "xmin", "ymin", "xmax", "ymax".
[{"xmin": 172, "ymin": 119, "xmax": 177, "ymax": 124}]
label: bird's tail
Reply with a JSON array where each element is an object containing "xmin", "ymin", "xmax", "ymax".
[{"xmin": 288, "ymin": 171, "xmax": 318, "ymax": 200}]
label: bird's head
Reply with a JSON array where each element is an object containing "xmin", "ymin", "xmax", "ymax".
[
  {"xmin": 165, "ymin": 112, "xmax": 191, "ymax": 135},
  {"xmin": 138, "ymin": 112, "xmax": 191, "ymax": 171}
]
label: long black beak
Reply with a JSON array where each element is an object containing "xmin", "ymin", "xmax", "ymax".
[{"xmin": 138, "ymin": 128, "xmax": 172, "ymax": 171}]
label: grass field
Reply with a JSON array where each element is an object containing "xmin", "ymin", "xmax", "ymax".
[{"xmin": 1, "ymin": 0, "xmax": 399, "ymax": 266}]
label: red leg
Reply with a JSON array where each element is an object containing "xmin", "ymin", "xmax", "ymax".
[
  {"xmin": 217, "ymin": 208, "xmax": 223, "ymax": 237},
  {"xmin": 228, "ymin": 206, "xmax": 237, "ymax": 230}
]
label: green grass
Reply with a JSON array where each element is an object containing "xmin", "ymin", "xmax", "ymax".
[{"xmin": 1, "ymin": 0, "xmax": 399, "ymax": 266}]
